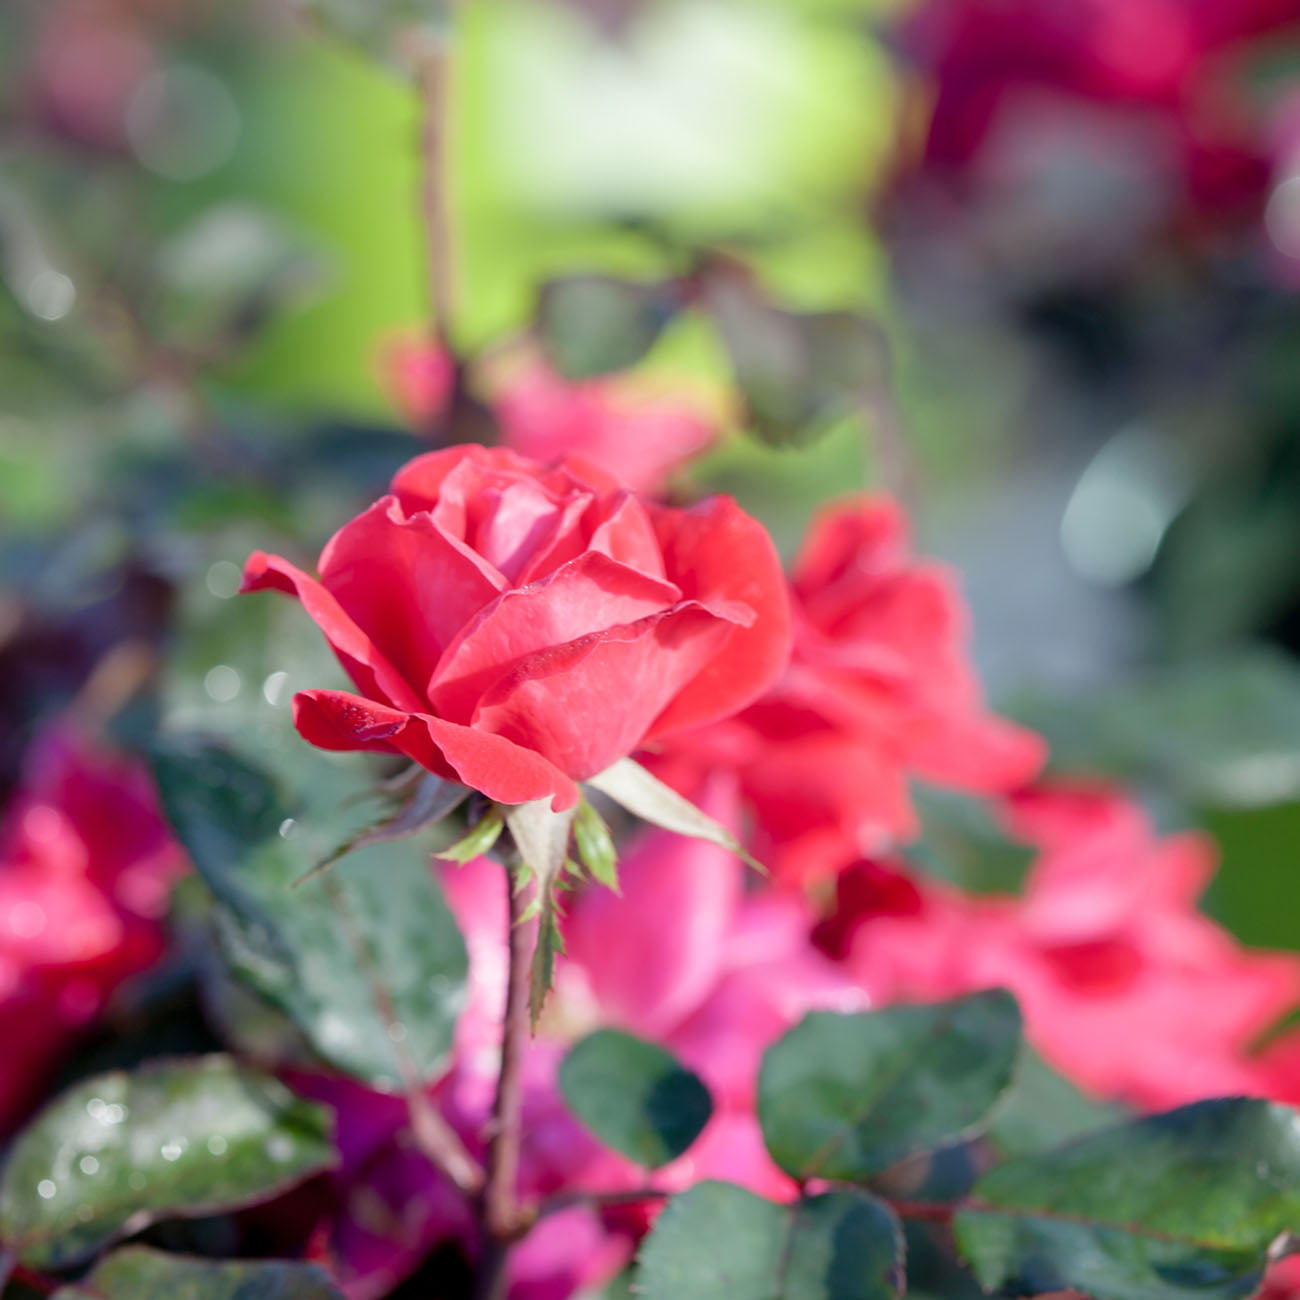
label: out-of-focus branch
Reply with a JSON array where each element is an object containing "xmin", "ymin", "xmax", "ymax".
[{"xmin": 418, "ymin": 38, "xmax": 456, "ymax": 352}]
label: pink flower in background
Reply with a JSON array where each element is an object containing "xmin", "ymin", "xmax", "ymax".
[
  {"xmin": 656, "ymin": 496, "xmax": 1044, "ymax": 888},
  {"xmin": 824, "ymin": 783, "xmax": 1299, "ymax": 1109},
  {"xmin": 491, "ymin": 361, "xmax": 716, "ymax": 496},
  {"xmin": 384, "ymin": 337, "xmax": 455, "ymax": 430},
  {"xmin": 0, "ymin": 723, "xmax": 184, "ymax": 1133},
  {"xmin": 307, "ymin": 781, "xmax": 858, "ymax": 1298},
  {"xmin": 384, "ymin": 339, "xmax": 716, "ymax": 494},
  {"xmin": 561, "ymin": 781, "xmax": 861, "ymax": 1197}
]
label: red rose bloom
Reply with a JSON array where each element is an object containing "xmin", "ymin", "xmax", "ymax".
[
  {"xmin": 655, "ymin": 495, "xmax": 1044, "ymax": 886},
  {"xmin": 243, "ymin": 445, "xmax": 791, "ymax": 810}
]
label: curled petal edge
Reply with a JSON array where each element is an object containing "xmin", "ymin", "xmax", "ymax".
[{"xmin": 292, "ymin": 689, "xmax": 580, "ymax": 811}]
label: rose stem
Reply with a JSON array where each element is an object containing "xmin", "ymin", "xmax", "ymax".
[
  {"xmin": 474, "ymin": 861, "xmax": 534, "ymax": 1300},
  {"xmin": 418, "ymin": 35, "xmax": 456, "ymax": 355}
]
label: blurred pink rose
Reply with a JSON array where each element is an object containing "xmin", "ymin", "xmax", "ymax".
[
  {"xmin": 384, "ymin": 339, "xmax": 716, "ymax": 495},
  {"xmin": 0, "ymin": 722, "xmax": 184, "ymax": 1132},
  {"xmin": 892, "ymin": 0, "xmax": 1300, "ymax": 264},
  {"xmin": 655, "ymin": 495, "xmax": 1044, "ymax": 887}
]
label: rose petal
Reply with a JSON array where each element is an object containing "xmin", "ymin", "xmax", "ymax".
[
  {"xmin": 792, "ymin": 496, "xmax": 912, "ymax": 622},
  {"xmin": 494, "ymin": 361, "xmax": 714, "ymax": 494},
  {"xmin": 472, "ymin": 605, "xmax": 734, "ymax": 781},
  {"xmin": 318, "ymin": 497, "xmax": 504, "ymax": 692},
  {"xmin": 906, "ymin": 708, "xmax": 1047, "ymax": 793},
  {"xmin": 464, "ymin": 477, "xmax": 578, "ymax": 584},
  {"xmin": 644, "ymin": 496, "xmax": 792, "ymax": 739},
  {"xmin": 586, "ymin": 491, "xmax": 669, "ymax": 581},
  {"xmin": 241, "ymin": 552, "xmax": 424, "ymax": 712},
  {"xmin": 428, "ymin": 551, "xmax": 682, "ymax": 722},
  {"xmin": 292, "ymin": 690, "xmax": 580, "ymax": 809},
  {"xmin": 391, "ymin": 444, "xmax": 529, "ymax": 514},
  {"xmin": 566, "ymin": 785, "xmax": 742, "ymax": 1038}
]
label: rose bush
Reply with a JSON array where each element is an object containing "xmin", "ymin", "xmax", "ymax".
[
  {"xmin": 243, "ymin": 444, "xmax": 790, "ymax": 810},
  {"xmin": 294, "ymin": 779, "xmax": 857, "ymax": 1298}
]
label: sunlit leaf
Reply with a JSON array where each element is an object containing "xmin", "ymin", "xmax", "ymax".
[
  {"xmin": 0, "ymin": 1058, "xmax": 334, "ymax": 1270},
  {"xmin": 587, "ymin": 759, "xmax": 758, "ymax": 869},
  {"xmin": 436, "ymin": 805, "xmax": 504, "ymax": 864},
  {"xmin": 573, "ymin": 798, "xmax": 619, "ymax": 892}
]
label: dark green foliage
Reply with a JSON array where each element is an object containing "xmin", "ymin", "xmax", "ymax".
[{"xmin": 558, "ymin": 1030, "xmax": 711, "ymax": 1169}]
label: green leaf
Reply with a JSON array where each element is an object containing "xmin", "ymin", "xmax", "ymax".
[
  {"xmin": 153, "ymin": 740, "xmax": 468, "ymax": 1089},
  {"xmin": 559, "ymin": 1030, "xmax": 711, "ymax": 1169},
  {"xmin": 0, "ymin": 1057, "xmax": 334, "ymax": 1270},
  {"xmin": 910, "ymin": 789, "xmax": 1035, "ymax": 896},
  {"xmin": 573, "ymin": 799, "xmax": 619, "ymax": 892},
  {"xmin": 503, "ymin": 798, "xmax": 577, "ymax": 1023},
  {"xmin": 758, "ymin": 991, "xmax": 1022, "ymax": 1181},
  {"xmin": 954, "ymin": 1098, "xmax": 1300, "ymax": 1300},
  {"xmin": 151, "ymin": 740, "xmax": 289, "ymax": 912},
  {"xmin": 300, "ymin": 0, "xmax": 448, "ymax": 75},
  {"xmin": 537, "ymin": 274, "xmax": 677, "ymax": 380},
  {"xmin": 586, "ymin": 759, "xmax": 760, "ymax": 870},
  {"xmin": 706, "ymin": 275, "xmax": 888, "ymax": 447},
  {"xmin": 435, "ymin": 805, "xmax": 504, "ymax": 864},
  {"xmin": 986, "ymin": 1047, "xmax": 1124, "ymax": 1160},
  {"xmin": 530, "ymin": 900, "xmax": 566, "ymax": 1028},
  {"xmin": 636, "ymin": 1183, "xmax": 903, "ymax": 1300},
  {"xmin": 51, "ymin": 1246, "xmax": 345, "ymax": 1299}
]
